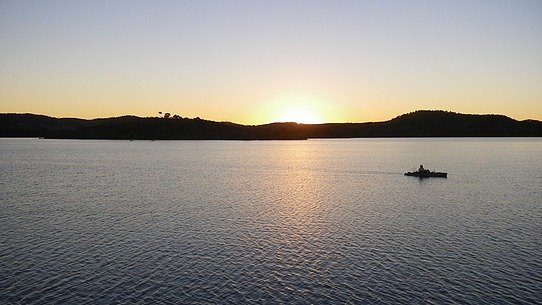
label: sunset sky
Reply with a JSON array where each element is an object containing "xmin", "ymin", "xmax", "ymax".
[{"xmin": 1, "ymin": 1, "xmax": 541, "ymax": 124}]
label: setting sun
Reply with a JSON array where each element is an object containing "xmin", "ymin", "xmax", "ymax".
[
  {"xmin": 260, "ymin": 95, "xmax": 339, "ymax": 124},
  {"xmin": 275, "ymin": 105, "xmax": 323, "ymax": 124}
]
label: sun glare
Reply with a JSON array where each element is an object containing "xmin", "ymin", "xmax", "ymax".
[
  {"xmin": 275, "ymin": 106, "xmax": 323, "ymax": 124},
  {"xmin": 262, "ymin": 95, "xmax": 337, "ymax": 124}
]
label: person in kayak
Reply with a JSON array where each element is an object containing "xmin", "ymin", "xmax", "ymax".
[{"xmin": 419, "ymin": 165, "xmax": 429, "ymax": 173}]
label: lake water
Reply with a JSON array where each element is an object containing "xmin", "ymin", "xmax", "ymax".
[{"xmin": 1, "ymin": 138, "xmax": 541, "ymax": 304}]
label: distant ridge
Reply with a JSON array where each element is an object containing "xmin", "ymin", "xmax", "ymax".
[{"xmin": 1, "ymin": 110, "xmax": 541, "ymax": 140}]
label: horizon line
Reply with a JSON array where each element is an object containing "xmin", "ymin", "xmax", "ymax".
[{"xmin": 1, "ymin": 110, "xmax": 540, "ymax": 125}]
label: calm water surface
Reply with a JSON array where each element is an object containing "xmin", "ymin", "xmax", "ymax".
[{"xmin": 1, "ymin": 138, "xmax": 541, "ymax": 304}]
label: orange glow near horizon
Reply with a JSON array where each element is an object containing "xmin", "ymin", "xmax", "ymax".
[
  {"xmin": 274, "ymin": 105, "xmax": 323, "ymax": 124},
  {"xmin": 259, "ymin": 95, "xmax": 342, "ymax": 124}
]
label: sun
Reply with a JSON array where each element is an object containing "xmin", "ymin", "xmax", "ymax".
[
  {"xmin": 261, "ymin": 95, "xmax": 335, "ymax": 124},
  {"xmin": 275, "ymin": 105, "xmax": 323, "ymax": 124}
]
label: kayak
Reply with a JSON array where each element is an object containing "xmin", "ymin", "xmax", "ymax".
[{"xmin": 404, "ymin": 171, "xmax": 447, "ymax": 178}]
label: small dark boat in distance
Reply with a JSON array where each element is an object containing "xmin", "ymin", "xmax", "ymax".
[
  {"xmin": 404, "ymin": 171, "xmax": 447, "ymax": 178},
  {"xmin": 405, "ymin": 165, "xmax": 447, "ymax": 178}
]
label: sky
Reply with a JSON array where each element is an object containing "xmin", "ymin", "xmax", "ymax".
[{"xmin": 1, "ymin": 0, "xmax": 541, "ymax": 124}]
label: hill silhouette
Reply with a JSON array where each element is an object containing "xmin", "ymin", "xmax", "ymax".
[{"xmin": 1, "ymin": 110, "xmax": 541, "ymax": 140}]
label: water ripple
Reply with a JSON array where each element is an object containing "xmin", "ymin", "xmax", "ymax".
[{"xmin": 1, "ymin": 139, "xmax": 541, "ymax": 304}]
